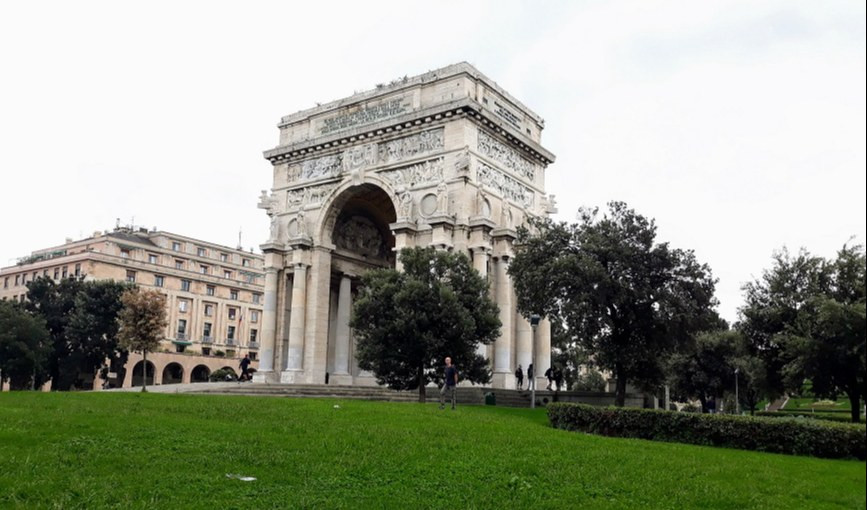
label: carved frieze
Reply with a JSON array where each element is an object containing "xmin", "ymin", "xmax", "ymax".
[
  {"xmin": 478, "ymin": 163, "xmax": 535, "ymax": 209},
  {"xmin": 300, "ymin": 154, "xmax": 343, "ymax": 180},
  {"xmin": 334, "ymin": 215, "xmax": 386, "ymax": 258},
  {"xmin": 378, "ymin": 128, "xmax": 444, "ymax": 164},
  {"xmin": 343, "ymin": 143, "xmax": 377, "ymax": 172},
  {"xmin": 286, "ymin": 183, "xmax": 338, "ymax": 209},
  {"xmin": 380, "ymin": 158, "xmax": 444, "ymax": 188},
  {"xmin": 477, "ymin": 131, "xmax": 535, "ymax": 181}
]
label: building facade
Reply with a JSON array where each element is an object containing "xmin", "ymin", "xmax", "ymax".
[
  {"xmin": 256, "ymin": 63, "xmax": 557, "ymax": 388},
  {"xmin": 0, "ymin": 227, "xmax": 263, "ymax": 388}
]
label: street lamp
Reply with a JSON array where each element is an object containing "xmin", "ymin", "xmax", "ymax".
[
  {"xmin": 734, "ymin": 367, "xmax": 740, "ymax": 415},
  {"xmin": 529, "ymin": 313, "xmax": 541, "ymax": 409}
]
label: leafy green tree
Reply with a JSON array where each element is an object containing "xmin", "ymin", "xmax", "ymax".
[
  {"xmin": 510, "ymin": 202, "xmax": 718, "ymax": 406},
  {"xmin": 25, "ymin": 277, "xmax": 130, "ymax": 390},
  {"xmin": 351, "ymin": 247, "xmax": 501, "ymax": 402},
  {"xmin": 0, "ymin": 300, "xmax": 51, "ymax": 390},
  {"xmin": 739, "ymin": 245, "xmax": 866, "ymax": 422},
  {"xmin": 117, "ymin": 288, "xmax": 168, "ymax": 392},
  {"xmin": 667, "ymin": 330, "xmax": 739, "ymax": 413},
  {"xmin": 731, "ymin": 345, "xmax": 770, "ymax": 416}
]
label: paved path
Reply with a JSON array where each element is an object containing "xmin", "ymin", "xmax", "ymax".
[{"xmin": 105, "ymin": 382, "xmax": 250, "ymax": 394}]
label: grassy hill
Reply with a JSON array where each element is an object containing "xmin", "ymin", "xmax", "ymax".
[{"xmin": 0, "ymin": 392, "xmax": 864, "ymax": 509}]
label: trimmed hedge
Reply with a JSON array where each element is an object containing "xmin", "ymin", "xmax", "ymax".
[
  {"xmin": 756, "ymin": 410, "xmax": 866, "ymax": 424},
  {"xmin": 548, "ymin": 403, "xmax": 866, "ymax": 460}
]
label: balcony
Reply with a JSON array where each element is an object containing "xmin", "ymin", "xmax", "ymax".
[
  {"xmin": 226, "ymin": 338, "xmax": 236, "ymax": 346},
  {"xmin": 176, "ymin": 332, "xmax": 188, "ymax": 341},
  {"xmin": 249, "ymin": 342, "xmax": 260, "ymax": 350},
  {"xmin": 201, "ymin": 336, "xmax": 214, "ymax": 344}
]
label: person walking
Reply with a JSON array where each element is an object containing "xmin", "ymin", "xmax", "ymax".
[
  {"xmin": 527, "ymin": 363, "xmax": 535, "ymax": 391},
  {"xmin": 544, "ymin": 366, "xmax": 554, "ymax": 390},
  {"xmin": 239, "ymin": 354, "xmax": 252, "ymax": 382},
  {"xmin": 554, "ymin": 366, "xmax": 563, "ymax": 391},
  {"xmin": 515, "ymin": 364, "xmax": 524, "ymax": 390},
  {"xmin": 439, "ymin": 357, "xmax": 459, "ymax": 410}
]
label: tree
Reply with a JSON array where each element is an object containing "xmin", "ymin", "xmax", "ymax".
[
  {"xmin": 0, "ymin": 300, "xmax": 51, "ymax": 390},
  {"xmin": 25, "ymin": 277, "xmax": 130, "ymax": 390},
  {"xmin": 739, "ymin": 244, "xmax": 866, "ymax": 422},
  {"xmin": 351, "ymin": 247, "xmax": 501, "ymax": 402},
  {"xmin": 510, "ymin": 202, "xmax": 718, "ymax": 406},
  {"xmin": 667, "ymin": 330, "xmax": 739, "ymax": 413},
  {"xmin": 117, "ymin": 288, "xmax": 167, "ymax": 392}
]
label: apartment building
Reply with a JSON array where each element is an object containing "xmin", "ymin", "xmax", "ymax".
[{"xmin": 0, "ymin": 226, "xmax": 263, "ymax": 387}]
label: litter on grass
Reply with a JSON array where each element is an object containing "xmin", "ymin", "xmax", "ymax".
[
  {"xmin": 333, "ymin": 405, "xmax": 340, "ymax": 409},
  {"xmin": 226, "ymin": 473, "xmax": 257, "ymax": 482}
]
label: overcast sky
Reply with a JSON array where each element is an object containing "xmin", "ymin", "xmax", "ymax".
[{"xmin": 1, "ymin": 0, "xmax": 864, "ymax": 323}]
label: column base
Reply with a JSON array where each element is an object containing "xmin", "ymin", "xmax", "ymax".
[
  {"xmin": 328, "ymin": 373, "xmax": 353, "ymax": 386},
  {"xmin": 491, "ymin": 371, "xmax": 517, "ymax": 390},
  {"xmin": 280, "ymin": 369, "xmax": 305, "ymax": 384},
  {"xmin": 252, "ymin": 370, "xmax": 280, "ymax": 384}
]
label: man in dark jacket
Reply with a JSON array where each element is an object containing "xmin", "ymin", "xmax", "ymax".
[{"xmin": 439, "ymin": 357, "xmax": 459, "ymax": 410}]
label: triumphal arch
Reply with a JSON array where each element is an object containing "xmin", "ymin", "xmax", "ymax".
[{"xmin": 254, "ymin": 62, "xmax": 556, "ymax": 389}]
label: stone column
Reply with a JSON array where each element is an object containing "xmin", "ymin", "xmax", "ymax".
[
  {"xmin": 515, "ymin": 314, "xmax": 533, "ymax": 382},
  {"xmin": 257, "ymin": 266, "xmax": 280, "ymax": 375},
  {"xmin": 285, "ymin": 263, "xmax": 307, "ymax": 371},
  {"xmin": 471, "ymin": 247, "xmax": 491, "ymax": 360},
  {"xmin": 493, "ymin": 256, "xmax": 513, "ymax": 385},
  {"xmin": 536, "ymin": 317, "xmax": 552, "ymax": 389},
  {"xmin": 333, "ymin": 274, "xmax": 352, "ymax": 376},
  {"xmin": 302, "ymin": 248, "xmax": 333, "ymax": 384}
]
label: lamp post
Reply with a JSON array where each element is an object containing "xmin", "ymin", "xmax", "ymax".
[
  {"xmin": 529, "ymin": 314, "xmax": 541, "ymax": 409},
  {"xmin": 734, "ymin": 367, "xmax": 740, "ymax": 415}
]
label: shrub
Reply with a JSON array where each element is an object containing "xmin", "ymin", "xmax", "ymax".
[
  {"xmin": 547, "ymin": 403, "xmax": 866, "ymax": 460},
  {"xmin": 208, "ymin": 368, "xmax": 237, "ymax": 382},
  {"xmin": 756, "ymin": 411, "xmax": 865, "ymax": 424}
]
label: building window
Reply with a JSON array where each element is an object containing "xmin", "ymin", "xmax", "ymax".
[
  {"xmin": 220, "ymin": 253, "xmax": 228, "ymax": 263},
  {"xmin": 250, "ymin": 310, "xmax": 259, "ymax": 323},
  {"xmin": 43, "ymin": 269, "xmax": 48, "ymax": 277},
  {"xmin": 14, "ymin": 275, "xmax": 20, "ymax": 286},
  {"xmin": 242, "ymin": 258, "xmax": 250, "ymax": 267},
  {"xmin": 172, "ymin": 241, "xmax": 181, "ymax": 252},
  {"xmin": 229, "ymin": 289, "xmax": 239, "ymax": 300},
  {"xmin": 204, "ymin": 303, "xmax": 214, "ymax": 316},
  {"xmin": 177, "ymin": 319, "xmax": 187, "ymax": 339},
  {"xmin": 175, "ymin": 259, "xmax": 185, "ymax": 270},
  {"xmin": 61, "ymin": 267, "xmax": 68, "ymax": 278},
  {"xmin": 53, "ymin": 268, "xmax": 59, "ymax": 279},
  {"xmin": 74, "ymin": 264, "xmax": 81, "ymax": 277},
  {"xmin": 228, "ymin": 308, "xmax": 237, "ymax": 320},
  {"xmin": 200, "ymin": 265, "xmax": 209, "ymax": 275},
  {"xmin": 250, "ymin": 329, "xmax": 258, "ymax": 344},
  {"xmin": 252, "ymin": 293, "xmax": 261, "ymax": 304},
  {"xmin": 202, "ymin": 347, "xmax": 211, "ymax": 356},
  {"xmin": 148, "ymin": 254, "xmax": 158, "ymax": 264},
  {"xmin": 178, "ymin": 300, "xmax": 189, "ymax": 313},
  {"xmin": 180, "ymin": 279, "xmax": 191, "ymax": 292},
  {"xmin": 224, "ymin": 270, "xmax": 232, "ymax": 279},
  {"xmin": 249, "ymin": 352, "xmax": 257, "ymax": 361},
  {"xmin": 206, "ymin": 285, "xmax": 215, "ymax": 296},
  {"xmin": 154, "ymin": 275, "xmax": 165, "ymax": 287},
  {"xmin": 32, "ymin": 271, "xmax": 37, "ymax": 280},
  {"xmin": 197, "ymin": 247, "xmax": 207, "ymax": 257},
  {"xmin": 175, "ymin": 344, "xmax": 186, "ymax": 353},
  {"xmin": 245, "ymin": 273, "xmax": 256, "ymax": 284},
  {"xmin": 121, "ymin": 249, "xmax": 130, "ymax": 258},
  {"xmin": 126, "ymin": 270, "xmax": 136, "ymax": 283},
  {"xmin": 227, "ymin": 325, "xmax": 236, "ymax": 340},
  {"xmin": 3, "ymin": 277, "xmax": 7, "ymax": 289}
]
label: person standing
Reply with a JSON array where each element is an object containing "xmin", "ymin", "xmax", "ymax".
[
  {"xmin": 439, "ymin": 357, "xmax": 459, "ymax": 410},
  {"xmin": 515, "ymin": 364, "xmax": 524, "ymax": 390},
  {"xmin": 239, "ymin": 354, "xmax": 252, "ymax": 382},
  {"xmin": 527, "ymin": 363, "xmax": 535, "ymax": 391}
]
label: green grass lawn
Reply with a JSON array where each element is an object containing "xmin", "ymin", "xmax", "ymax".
[
  {"xmin": 786, "ymin": 397, "xmax": 853, "ymax": 412},
  {"xmin": 0, "ymin": 393, "xmax": 864, "ymax": 509}
]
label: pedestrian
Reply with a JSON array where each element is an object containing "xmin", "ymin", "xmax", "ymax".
[
  {"xmin": 515, "ymin": 364, "xmax": 524, "ymax": 390},
  {"xmin": 239, "ymin": 354, "xmax": 252, "ymax": 382},
  {"xmin": 554, "ymin": 366, "xmax": 563, "ymax": 392},
  {"xmin": 544, "ymin": 366, "xmax": 554, "ymax": 390},
  {"xmin": 527, "ymin": 363, "xmax": 535, "ymax": 391},
  {"xmin": 439, "ymin": 357, "xmax": 459, "ymax": 410}
]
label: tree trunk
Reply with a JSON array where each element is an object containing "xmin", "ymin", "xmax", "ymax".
[
  {"xmin": 141, "ymin": 351, "xmax": 148, "ymax": 393},
  {"xmin": 417, "ymin": 365, "xmax": 426, "ymax": 403},
  {"xmin": 614, "ymin": 365, "xmax": 626, "ymax": 407},
  {"xmin": 849, "ymin": 392, "xmax": 860, "ymax": 423}
]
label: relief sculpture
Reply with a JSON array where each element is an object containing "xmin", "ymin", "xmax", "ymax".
[
  {"xmin": 477, "ymin": 131, "xmax": 535, "ymax": 181},
  {"xmin": 380, "ymin": 158, "xmax": 444, "ymax": 188},
  {"xmin": 378, "ymin": 128, "xmax": 444, "ymax": 164},
  {"xmin": 301, "ymin": 154, "xmax": 343, "ymax": 180},
  {"xmin": 477, "ymin": 163, "xmax": 535, "ymax": 209},
  {"xmin": 334, "ymin": 216, "xmax": 386, "ymax": 259}
]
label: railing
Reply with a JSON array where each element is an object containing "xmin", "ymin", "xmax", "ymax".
[
  {"xmin": 226, "ymin": 338, "xmax": 236, "ymax": 346},
  {"xmin": 201, "ymin": 336, "xmax": 213, "ymax": 344},
  {"xmin": 249, "ymin": 342, "xmax": 259, "ymax": 349},
  {"xmin": 176, "ymin": 332, "xmax": 188, "ymax": 341}
]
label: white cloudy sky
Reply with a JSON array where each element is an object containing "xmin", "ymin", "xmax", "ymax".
[{"xmin": 1, "ymin": 0, "xmax": 864, "ymax": 323}]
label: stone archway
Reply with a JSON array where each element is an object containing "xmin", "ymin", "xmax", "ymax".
[
  {"xmin": 191, "ymin": 364, "xmax": 210, "ymax": 383},
  {"xmin": 131, "ymin": 360, "xmax": 155, "ymax": 387},
  {"xmin": 320, "ymin": 181, "xmax": 398, "ymax": 264},
  {"xmin": 162, "ymin": 363, "xmax": 184, "ymax": 385}
]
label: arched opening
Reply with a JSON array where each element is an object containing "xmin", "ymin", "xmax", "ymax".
[
  {"xmin": 324, "ymin": 183, "xmax": 397, "ymax": 268},
  {"xmin": 131, "ymin": 360, "xmax": 155, "ymax": 387},
  {"xmin": 191, "ymin": 365, "xmax": 210, "ymax": 383},
  {"xmin": 162, "ymin": 363, "xmax": 184, "ymax": 385}
]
